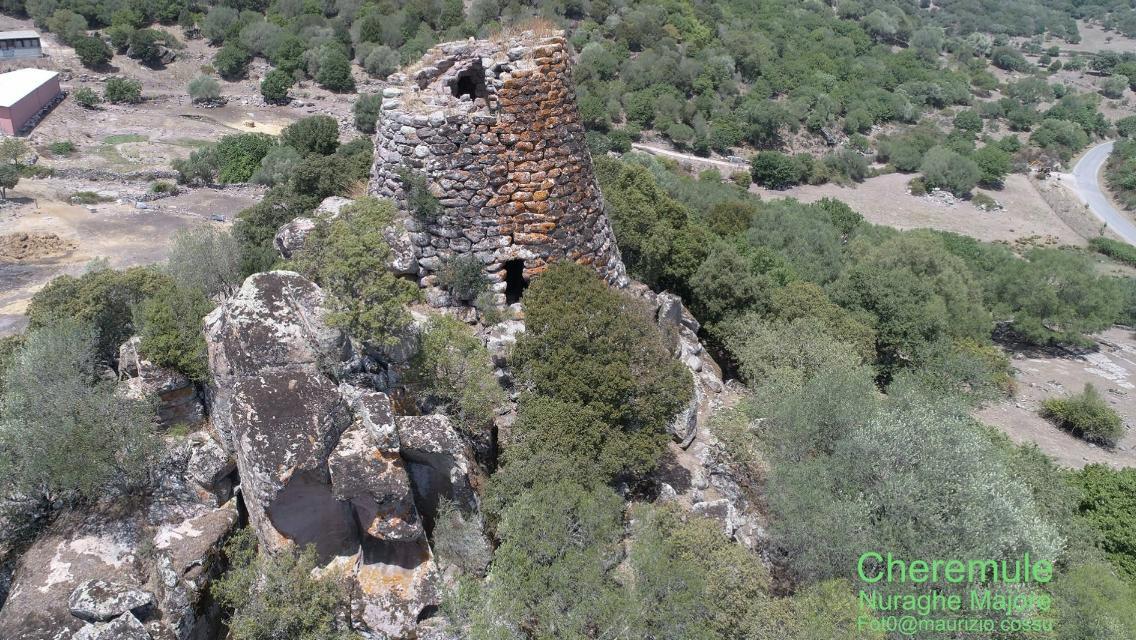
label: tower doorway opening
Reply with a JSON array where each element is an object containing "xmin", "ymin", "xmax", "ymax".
[
  {"xmin": 449, "ymin": 65, "xmax": 487, "ymax": 100},
  {"xmin": 504, "ymin": 259, "xmax": 527, "ymax": 304}
]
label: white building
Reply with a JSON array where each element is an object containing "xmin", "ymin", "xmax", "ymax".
[{"xmin": 0, "ymin": 31, "xmax": 44, "ymax": 60}]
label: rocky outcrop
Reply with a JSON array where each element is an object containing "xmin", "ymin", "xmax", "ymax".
[
  {"xmin": 273, "ymin": 195, "xmax": 418, "ymax": 275},
  {"xmin": 203, "ymin": 271, "xmax": 478, "ymax": 638},
  {"xmin": 0, "ymin": 432, "xmax": 240, "ymax": 640},
  {"xmin": 118, "ymin": 337, "xmax": 205, "ymax": 429}
]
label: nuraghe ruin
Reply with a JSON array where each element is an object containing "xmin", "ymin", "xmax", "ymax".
[{"xmin": 370, "ymin": 30, "xmax": 627, "ymax": 307}]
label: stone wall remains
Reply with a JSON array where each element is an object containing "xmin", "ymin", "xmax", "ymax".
[{"xmin": 370, "ymin": 31, "xmax": 626, "ymax": 307}]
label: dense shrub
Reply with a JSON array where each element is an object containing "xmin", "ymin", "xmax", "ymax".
[
  {"xmin": 920, "ymin": 146, "xmax": 981, "ymax": 196},
  {"xmin": 511, "ymin": 262, "xmax": 691, "ymax": 477},
  {"xmin": 250, "ymin": 145, "xmax": 302, "ymax": 186},
  {"xmin": 1090, "ymin": 236, "xmax": 1136, "ymax": 267},
  {"xmin": 260, "ymin": 69, "xmax": 293, "ymax": 104},
  {"xmin": 213, "ymin": 133, "xmax": 274, "ymax": 183},
  {"xmin": 316, "ymin": 46, "xmax": 355, "ymax": 92},
  {"xmin": 74, "ymin": 35, "xmax": 112, "ymax": 68},
  {"xmin": 293, "ymin": 197, "xmax": 419, "ymax": 345},
  {"xmin": 27, "ymin": 263, "xmax": 170, "ymax": 364},
  {"xmin": 352, "ymin": 93, "xmax": 381, "ymax": 134},
  {"xmin": 0, "ymin": 321, "xmax": 159, "ymax": 509},
  {"xmin": 410, "ymin": 315, "xmax": 505, "ymax": 435},
  {"xmin": 74, "ymin": 87, "xmax": 101, "ymax": 108},
  {"xmin": 1071, "ymin": 465, "xmax": 1136, "ymax": 582},
  {"xmin": 104, "ymin": 77, "xmax": 142, "ymax": 103},
  {"xmin": 290, "ymin": 154, "xmax": 352, "ymax": 199},
  {"xmin": 166, "ymin": 226, "xmax": 243, "ymax": 298},
  {"xmin": 1042, "ymin": 384, "xmax": 1124, "ymax": 446},
  {"xmin": 214, "ymin": 43, "xmax": 251, "ymax": 80},
  {"xmin": 435, "ymin": 255, "xmax": 487, "ymax": 302},
  {"xmin": 212, "ymin": 529, "xmax": 360, "ymax": 640},
  {"xmin": 750, "ymin": 150, "xmax": 802, "ymax": 189},
  {"xmin": 138, "ymin": 282, "xmax": 213, "ymax": 381},
  {"xmin": 281, "ymin": 116, "xmax": 339, "ymax": 156},
  {"xmin": 397, "ymin": 167, "xmax": 442, "ymax": 221}
]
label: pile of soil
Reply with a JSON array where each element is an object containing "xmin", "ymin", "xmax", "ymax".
[{"xmin": 0, "ymin": 232, "xmax": 77, "ymax": 262}]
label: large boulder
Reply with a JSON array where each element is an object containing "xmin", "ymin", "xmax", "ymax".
[
  {"xmin": 68, "ymin": 580, "xmax": 154, "ymax": 622},
  {"xmin": 397, "ymin": 415, "xmax": 484, "ymax": 527},
  {"xmin": 118, "ymin": 337, "xmax": 205, "ymax": 429},
  {"xmin": 73, "ymin": 613, "xmax": 150, "ymax": 640},
  {"xmin": 204, "ymin": 271, "xmax": 442, "ymax": 637}
]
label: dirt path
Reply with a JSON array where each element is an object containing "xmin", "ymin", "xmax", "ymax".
[
  {"xmin": 630, "ymin": 143, "xmax": 749, "ymax": 172},
  {"xmin": 976, "ymin": 328, "xmax": 1136, "ymax": 469}
]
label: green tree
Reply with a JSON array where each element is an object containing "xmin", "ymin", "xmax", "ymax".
[
  {"xmin": 212, "ymin": 529, "xmax": 360, "ymax": 640},
  {"xmin": 353, "ymin": 93, "xmax": 382, "ymax": 134},
  {"xmin": 0, "ymin": 321, "xmax": 158, "ymax": 508},
  {"xmin": 166, "ymin": 226, "xmax": 243, "ymax": 298},
  {"xmin": 0, "ymin": 164, "xmax": 18, "ymax": 200},
  {"xmin": 293, "ymin": 197, "xmax": 419, "ymax": 345},
  {"xmin": 104, "ymin": 77, "xmax": 142, "ymax": 103},
  {"xmin": 291, "ymin": 154, "xmax": 352, "ymax": 198},
  {"xmin": 972, "ymin": 144, "xmax": 1013, "ymax": 187},
  {"xmin": 920, "ymin": 146, "xmax": 981, "ymax": 196},
  {"xmin": 511, "ymin": 262, "xmax": 691, "ymax": 475},
  {"xmin": 138, "ymin": 282, "xmax": 213, "ymax": 381},
  {"xmin": 126, "ymin": 28, "xmax": 166, "ymax": 67},
  {"xmin": 260, "ymin": 69, "xmax": 293, "ymax": 105},
  {"xmin": 214, "ymin": 133, "xmax": 275, "ymax": 183},
  {"xmin": 27, "ymin": 263, "xmax": 171, "ymax": 364},
  {"xmin": 214, "ymin": 43, "xmax": 251, "ymax": 80},
  {"xmin": 188, "ymin": 74, "xmax": 222, "ymax": 104},
  {"xmin": 750, "ymin": 150, "xmax": 802, "ymax": 189},
  {"xmin": 410, "ymin": 315, "xmax": 505, "ymax": 435},
  {"xmin": 281, "ymin": 115, "xmax": 340, "ymax": 156},
  {"xmin": 251, "ymin": 145, "xmax": 302, "ymax": 187},
  {"xmin": 316, "ymin": 47, "xmax": 355, "ymax": 92},
  {"xmin": 73, "ymin": 35, "xmax": 112, "ymax": 68}
]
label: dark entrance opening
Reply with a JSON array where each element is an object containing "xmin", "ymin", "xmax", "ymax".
[
  {"xmin": 504, "ymin": 259, "xmax": 527, "ymax": 304},
  {"xmin": 449, "ymin": 65, "xmax": 487, "ymax": 100}
]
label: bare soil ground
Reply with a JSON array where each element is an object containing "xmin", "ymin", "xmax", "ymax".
[
  {"xmin": 0, "ymin": 178, "xmax": 260, "ymax": 336},
  {"xmin": 976, "ymin": 328, "xmax": 1136, "ymax": 469},
  {"xmin": 750, "ymin": 172, "xmax": 1091, "ymax": 246},
  {"xmin": 1059, "ymin": 20, "xmax": 1136, "ymax": 54}
]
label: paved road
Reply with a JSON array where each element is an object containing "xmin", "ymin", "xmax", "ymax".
[{"xmin": 1070, "ymin": 140, "xmax": 1136, "ymax": 245}]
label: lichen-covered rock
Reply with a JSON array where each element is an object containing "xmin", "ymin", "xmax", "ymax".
[
  {"xmin": 397, "ymin": 415, "xmax": 483, "ymax": 523},
  {"xmin": 273, "ymin": 216, "xmax": 316, "ymax": 259},
  {"xmin": 330, "ymin": 388, "xmax": 422, "ymax": 542},
  {"xmin": 204, "ymin": 271, "xmax": 352, "ymax": 452},
  {"xmin": 118, "ymin": 337, "xmax": 205, "ymax": 429},
  {"xmin": 484, "ymin": 319, "xmax": 524, "ymax": 367},
  {"xmin": 73, "ymin": 613, "xmax": 150, "ymax": 640},
  {"xmin": 68, "ymin": 580, "xmax": 154, "ymax": 622},
  {"xmin": 354, "ymin": 538, "xmax": 440, "ymax": 637}
]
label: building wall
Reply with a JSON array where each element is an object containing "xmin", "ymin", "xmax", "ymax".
[
  {"xmin": 0, "ymin": 38, "xmax": 42, "ymax": 59},
  {"xmin": 371, "ymin": 35, "xmax": 626, "ymax": 307},
  {"xmin": 3, "ymin": 75, "xmax": 60, "ymax": 134}
]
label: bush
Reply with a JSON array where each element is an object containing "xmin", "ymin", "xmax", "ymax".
[
  {"xmin": 166, "ymin": 227, "xmax": 243, "ymax": 298},
  {"xmin": 1049, "ymin": 561, "xmax": 1136, "ymax": 638},
  {"xmin": 290, "ymin": 155, "xmax": 352, "ymax": 199},
  {"xmin": 214, "ymin": 43, "xmax": 251, "ymax": 80},
  {"xmin": 293, "ymin": 197, "xmax": 419, "ymax": 345},
  {"xmin": 27, "ymin": 263, "xmax": 171, "ymax": 365},
  {"xmin": 953, "ymin": 109, "xmax": 983, "ymax": 133},
  {"xmin": 410, "ymin": 315, "xmax": 505, "ymax": 435},
  {"xmin": 1090, "ymin": 236, "xmax": 1136, "ymax": 267},
  {"xmin": 0, "ymin": 320, "xmax": 159, "ymax": 508},
  {"xmin": 1030, "ymin": 118, "xmax": 1089, "ymax": 162},
  {"xmin": 0, "ymin": 165, "xmax": 19, "ymax": 200},
  {"xmin": 73, "ymin": 35, "xmax": 112, "ymax": 68},
  {"xmin": 750, "ymin": 150, "xmax": 802, "ymax": 189},
  {"xmin": 138, "ymin": 283, "xmax": 213, "ymax": 381},
  {"xmin": 74, "ymin": 87, "xmax": 102, "ymax": 108},
  {"xmin": 920, "ymin": 146, "xmax": 981, "ymax": 196},
  {"xmin": 1042, "ymin": 384, "xmax": 1124, "ymax": 446},
  {"xmin": 150, "ymin": 180, "xmax": 176, "ymax": 194},
  {"xmin": 1070, "ymin": 466, "xmax": 1136, "ymax": 582},
  {"xmin": 971, "ymin": 191, "xmax": 998, "ymax": 210},
  {"xmin": 188, "ymin": 74, "xmax": 222, "ymax": 104},
  {"xmin": 212, "ymin": 529, "xmax": 360, "ymax": 640},
  {"xmin": 251, "ymin": 145, "xmax": 302, "ymax": 186},
  {"xmin": 397, "ymin": 167, "xmax": 442, "ymax": 221},
  {"xmin": 260, "ymin": 69, "xmax": 292, "ymax": 105},
  {"xmin": 316, "ymin": 47, "xmax": 355, "ymax": 92},
  {"xmin": 432, "ymin": 498, "xmax": 491, "ymax": 576},
  {"xmin": 48, "ymin": 141, "xmax": 76, "ymax": 155},
  {"xmin": 214, "ymin": 133, "xmax": 275, "ymax": 183},
  {"xmin": 353, "ymin": 93, "xmax": 382, "ymax": 134},
  {"xmin": 126, "ymin": 28, "xmax": 168, "ymax": 67},
  {"xmin": 281, "ymin": 116, "xmax": 339, "ymax": 156},
  {"xmin": 972, "ymin": 144, "xmax": 1012, "ymax": 187},
  {"xmin": 511, "ymin": 262, "xmax": 691, "ymax": 477},
  {"xmin": 362, "ymin": 45, "xmax": 399, "ymax": 78},
  {"xmin": 104, "ymin": 77, "xmax": 142, "ymax": 104},
  {"xmin": 435, "ymin": 255, "xmax": 487, "ymax": 302}
]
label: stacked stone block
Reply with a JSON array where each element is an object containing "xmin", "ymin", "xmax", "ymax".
[{"xmin": 370, "ymin": 31, "xmax": 626, "ymax": 306}]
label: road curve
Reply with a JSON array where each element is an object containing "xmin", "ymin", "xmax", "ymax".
[{"xmin": 1069, "ymin": 140, "xmax": 1136, "ymax": 245}]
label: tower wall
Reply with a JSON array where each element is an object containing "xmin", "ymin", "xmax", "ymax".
[{"xmin": 370, "ymin": 33, "xmax": 626, "ymax": 307}]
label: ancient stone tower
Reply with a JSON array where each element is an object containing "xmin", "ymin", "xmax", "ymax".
[{"xmin": 370, "ymin": 30, "xmax": 626, "ymax": 307}]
